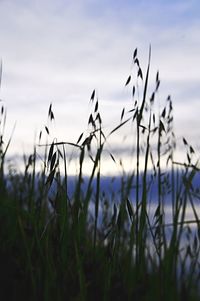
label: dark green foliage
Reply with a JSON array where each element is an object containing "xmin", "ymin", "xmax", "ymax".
[{"xmin": 1, "ymin": 49, "xmax": 200, "ymax": 300}]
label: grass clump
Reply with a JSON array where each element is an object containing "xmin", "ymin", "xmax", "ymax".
[{"xmin": 1, "ymin": 48, "xmax": 200, "ymax": 301}]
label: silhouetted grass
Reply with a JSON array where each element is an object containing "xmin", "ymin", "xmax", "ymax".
[{"xmin": 1, "ymin": 48, "xmax": 200, "ymax": 300}]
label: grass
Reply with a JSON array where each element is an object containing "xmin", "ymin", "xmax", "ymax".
[{"xmin": 1, "ymin": 48, "xmax": 200, "ymax": 300}]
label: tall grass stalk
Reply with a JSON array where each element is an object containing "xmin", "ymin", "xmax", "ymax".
[{"xmin": 1, "ymin": 49, "xmax": 200, "ymax": 300}]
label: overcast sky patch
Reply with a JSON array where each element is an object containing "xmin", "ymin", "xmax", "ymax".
[{"xmin": 0, "ymin": 0, "xmax": 199, "ymax": 162}]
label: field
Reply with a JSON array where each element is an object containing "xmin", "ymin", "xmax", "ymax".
[{"xmin": 1, "ymin": 48, "xmax": 200, "ymax": 300}]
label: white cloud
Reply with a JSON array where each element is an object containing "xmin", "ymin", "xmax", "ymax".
[{"xmin": 0, "ymin": 0, "xmax": 199, "ymax": 165}]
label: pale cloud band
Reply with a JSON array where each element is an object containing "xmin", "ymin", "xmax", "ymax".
[{"xmin": 0, "ymin": 0, "xmax": 199, "ymax": 160}]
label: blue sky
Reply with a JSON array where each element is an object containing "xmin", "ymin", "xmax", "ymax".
[{"xmin": 0, "ymin": 0, "xmax": 200, "ymax": 172}]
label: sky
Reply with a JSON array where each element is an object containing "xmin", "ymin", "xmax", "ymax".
[{"xmin": 0, "ymin": 0, "xmax": 200, "ymax": 174}]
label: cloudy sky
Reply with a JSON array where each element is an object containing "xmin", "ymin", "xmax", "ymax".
[{"xmin": 0, "ymin": 0, "xmax": 200, "ymax": 172}]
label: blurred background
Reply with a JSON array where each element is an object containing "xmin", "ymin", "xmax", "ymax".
[{"xmin": 0, "ymin": 0, "xmax": 199, "ymax": 174}]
